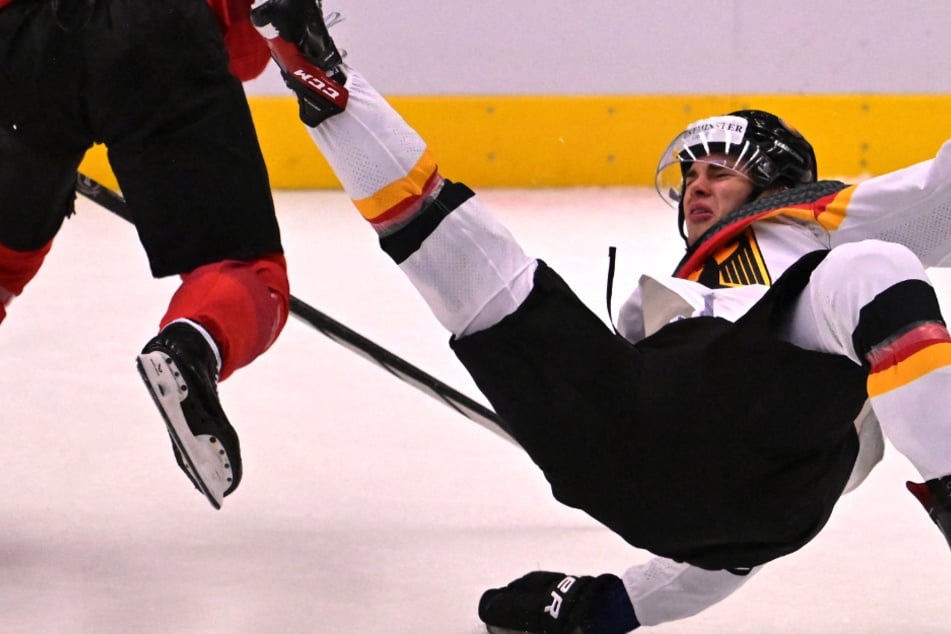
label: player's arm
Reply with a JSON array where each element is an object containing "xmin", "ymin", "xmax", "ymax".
[
  {"xmin": 478, "ymin": 558, "xmax": 759, "ymax": 633},
  {"xmin": 619, "ymin": 557, "xmax": 759, "ymax": 627},
  {"xmin": 821, "ymin": 140, "xmax": 951, "ymax": 267}
]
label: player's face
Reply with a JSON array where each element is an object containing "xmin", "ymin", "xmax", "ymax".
[{"xmin": 681, "ymin": 155, "xmax": 756, "ymax": 245}]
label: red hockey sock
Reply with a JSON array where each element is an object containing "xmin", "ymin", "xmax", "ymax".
[
  {"xmin": 0, "ymin": 240, "xmax": 53, "ymax": 323},
  {"xmin": 160, "ymin": 254, "xmax": 290, "ymax": 380}
]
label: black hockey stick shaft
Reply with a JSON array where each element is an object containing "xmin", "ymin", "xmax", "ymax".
[
  {"xmin": 287, "ymin": 296, "xmax": 513, "ymax": 440},
  {"xmin": 74, "ymin": 173, "xmax": 514, "ymax": 444}
]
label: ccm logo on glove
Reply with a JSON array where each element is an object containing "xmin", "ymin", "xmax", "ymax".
[{"xmin": 290, "ymin": 69, "xmax": 342, "ymax": 100}]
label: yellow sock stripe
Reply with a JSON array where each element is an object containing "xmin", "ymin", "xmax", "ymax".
[
  {"xmin": 867, "ymin": 341, "xmax": 951, "ymax": 397},
  {"xmin": 352, "ymin": 149, "xmax": 439, "ymax": 221}
]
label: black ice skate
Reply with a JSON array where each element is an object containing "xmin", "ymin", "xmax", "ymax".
[
  {"xmin": 907, "ymin": 477, "xmax": 951, "ymax": 551},
  {"xmin": 137, "ymin": 322, "xmax": 241, "ymax": 509},
  {"xmin": 251, "ymin": 0, "xmax": 349, "ymax": 126}
]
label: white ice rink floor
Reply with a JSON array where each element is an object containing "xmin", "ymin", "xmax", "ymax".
[{"xmin": 2, "ymin": 187, "xmax": 951, "ymax": 633}]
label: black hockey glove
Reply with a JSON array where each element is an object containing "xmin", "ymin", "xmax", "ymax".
[
  {"xmin": 478, "ymin": 571, "xmax": 639, "ymax": 634},
  {"xmin": 251, "ymin": 0, "xmax": 348, "ymax": 126}
]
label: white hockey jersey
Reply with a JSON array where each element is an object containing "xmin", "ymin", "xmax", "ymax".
[
  {"xmin": 309, "ymin": 68, "xmax": 951, "ymax": 628},
  {"xmin": 617, "ymin": 140, "xmax": 951, "ymax": 626}
]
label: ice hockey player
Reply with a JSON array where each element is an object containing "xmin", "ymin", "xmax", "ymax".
[
  {"xmin": 0, "ymin": 0, "xmax": 290, "ymax": 509},
  {"xmin": 252, "ymin": 1, "xmax": 951, "ymax": 630}
]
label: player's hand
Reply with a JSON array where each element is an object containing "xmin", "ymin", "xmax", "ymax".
[{"xmin": 478, "ymin": 571, "xmax": 639, "ymax": 634}]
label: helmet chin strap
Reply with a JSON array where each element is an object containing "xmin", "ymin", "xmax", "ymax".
[{"xmin": 677, "ymin": 198, "xmax": 688, "ymax": 244}]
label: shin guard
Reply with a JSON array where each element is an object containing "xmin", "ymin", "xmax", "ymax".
[{"xmin": 160, "ymin": 254, "xmax": 290, "ymax": 380}]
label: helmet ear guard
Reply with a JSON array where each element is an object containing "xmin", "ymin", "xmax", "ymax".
[{"xmin": 726, "ymin": 109, "xmax": 816, "ymax": 188}]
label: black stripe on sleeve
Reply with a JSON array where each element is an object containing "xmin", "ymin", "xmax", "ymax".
[
  {"xmin": 852, "ymin": 279, "xmax": 945, "ymax": 358},
  {"xmin": 379, "ymin": 180, "xmax": 476, "ymax": 264}
]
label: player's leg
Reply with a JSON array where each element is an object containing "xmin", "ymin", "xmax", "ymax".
[
  {"xmin": 86, "ymin": 0, "xmax": 289, "ymax": 507},
  {"xmin": 0, "ymin": 3, "xmax": 91, "ymax": 324},
  {"xmin": 297, "ymin": 66, "xmax": 642, "ymax": 529},
  {"xmin": 778, "ymin": 239, "xmax": 951, "ymax": 547},
  {"xmin": 252, "ymin": 1, "xmax": 661, "ymax": 522},
  {"xmin": 135, "ymin": 253, "xmax": 289, "ymax": 508},
  {"xmin": 0, "ymin": 127, "xmax": 80, "ymax": 325},
  {"xmin": 0, "ymin": 242, "xmax": 51, "ymax": 324},
  {"xmin": 252, "ymin": 0, "xmax": 539, "ymax": 337},
  {"xmin": 0, "ymin": 130, "xmax": 68, "ymax": 325}
]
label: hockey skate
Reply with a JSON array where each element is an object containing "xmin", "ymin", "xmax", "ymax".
[
  {"xmin": 251, "ymin": 0, "xmax": 349, "ymax": 126},
  {"xmin": 907, "ymin": 477, "xmax": 951, "ymax": 551},
  {"xmin": 137, "ymin": 322, "xmax": 241, "ymax": 509}
]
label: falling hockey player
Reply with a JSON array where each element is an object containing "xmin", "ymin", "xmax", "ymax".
[{"xmin": 252, "ymin": 1, "xmax": 951, "ymax": 631}]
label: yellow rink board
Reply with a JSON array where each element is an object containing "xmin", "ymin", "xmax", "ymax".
[{"xmin": 78, "ymin": 94, "xmax": 951, "ymax": 191}]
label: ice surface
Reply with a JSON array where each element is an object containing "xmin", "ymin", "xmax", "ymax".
[{"xmin": 2, "ymin": 188, "xmax": 950, "ymax": 633}]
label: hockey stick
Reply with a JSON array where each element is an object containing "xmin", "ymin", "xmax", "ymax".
[{"xmin": 73, "ymin": 173, "xmax": 515, "ymax": 444}]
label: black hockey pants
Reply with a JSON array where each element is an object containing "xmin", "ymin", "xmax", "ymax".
[
  {"xmin": 452, "ymin": 252, "xmax": 868, "ymax": 570},
  {"xmin": 0, "ymin": 0, "xmax": 281, "ymax": 276}
]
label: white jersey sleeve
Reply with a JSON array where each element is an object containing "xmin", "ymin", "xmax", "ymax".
[
  {"xmin": 622, "ymin": 557, "xmax": 760, "ymax": 626},
  {"xmin": 828, "ymin": 140, "xmax": 951, "ymax": 267}
]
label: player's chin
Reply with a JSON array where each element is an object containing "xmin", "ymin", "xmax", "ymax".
[{"xmin": 686, "ymin": 217, "xmax": 717, "ymax": 243}]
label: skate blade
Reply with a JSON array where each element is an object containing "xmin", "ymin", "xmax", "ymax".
[
  {"xmin": 137, "ymin": 351, "xmax": 232, "ymax": 509},
  {"xmin": 485, "ymin": 625, "xmax": 584, "ymax": 634}
]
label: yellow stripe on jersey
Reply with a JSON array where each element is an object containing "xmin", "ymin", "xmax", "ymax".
[
  {"xmin": 866, "ymin": 341, "xmax": 951, "ymax": 397},
  {"xmin": 814, "ymin": 185, "xmax": 856, "ymax": 232},
  {"xmin": 352, "ymin": 149, "xmax": 439, "ymax": 221},
  {"xmin": 764, "ymin": 185, "xmax": 856, "ymax": 232}
]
